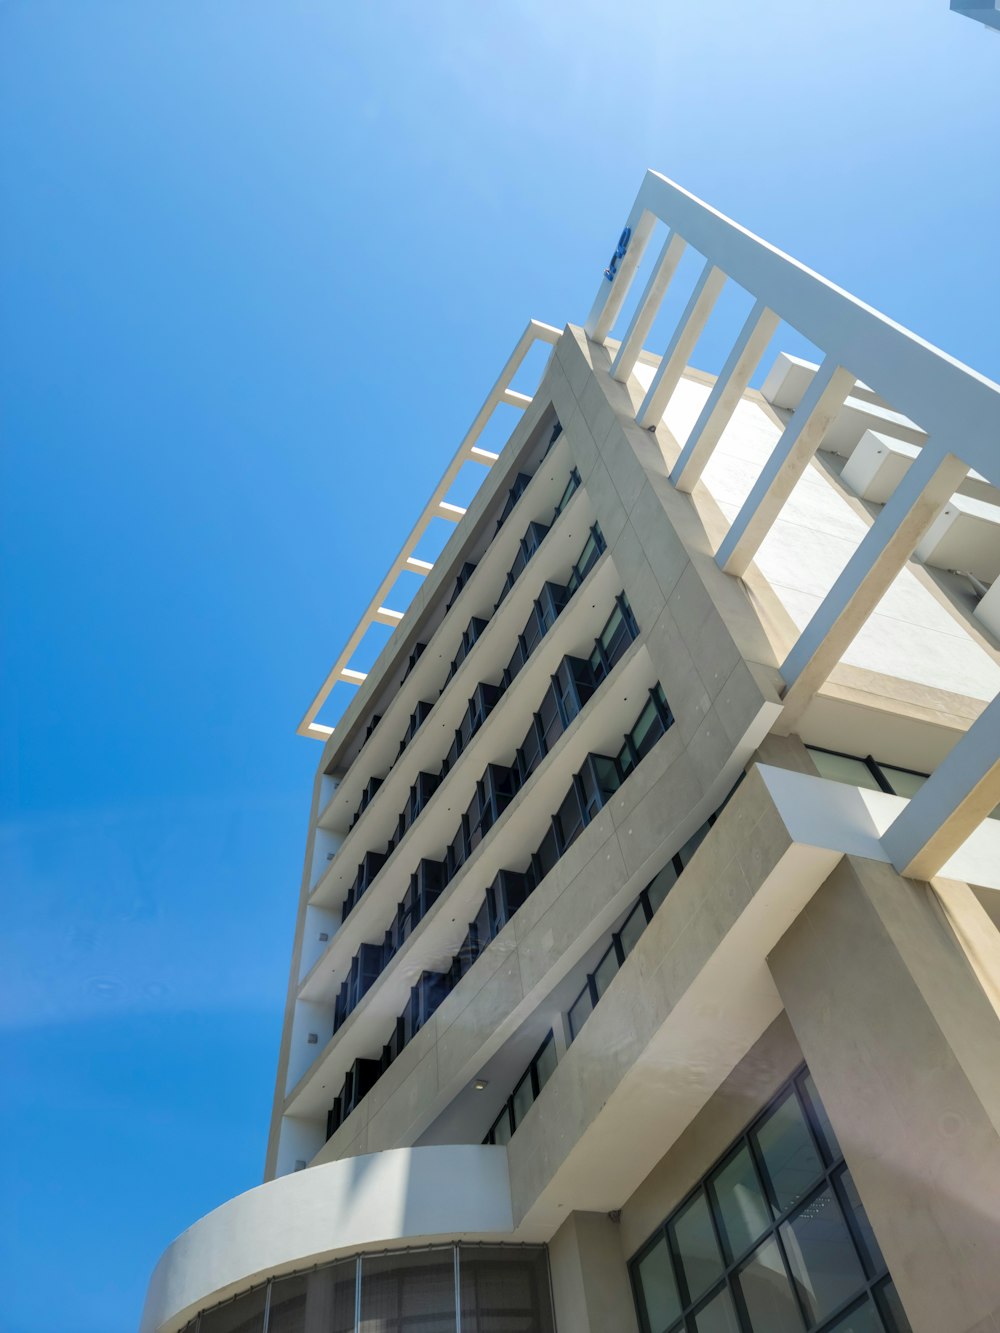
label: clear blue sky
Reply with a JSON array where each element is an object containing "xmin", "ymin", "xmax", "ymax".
[{"xmin": 1, "ymin": 3, "xmax": 997, "ymax": 1330}]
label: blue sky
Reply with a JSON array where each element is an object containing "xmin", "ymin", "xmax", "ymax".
[{"xmin": 1, "ymin": 3, "xmax": 998, "ymax": 1329}]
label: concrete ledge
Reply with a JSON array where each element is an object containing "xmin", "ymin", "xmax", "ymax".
[{"xmin": 141, "ymin": 1145, "xmax": 513, "ymax": 1333}]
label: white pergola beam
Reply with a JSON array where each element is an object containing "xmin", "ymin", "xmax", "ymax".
[
  {"xmin": 671, "ymin": 300, "xmax": 779, "ymax": 492},
  {"xmin": 585, "ymin": 209, "xmax": 657, "ymax": 345},
  {"xmin": 610, "ymin": 231, "xmax": 687, "ymax": 384},
  {"xmin": 882, "ymin": 692, "xmax": 1000, "ymax": 881},
  {"xmin": 296, "ymin": 319, "xmax": 560, "ymax": 738},
  {"xmin": 636, "ymin": 262, "xmax": 727, "ymax": 429},
  {"xmin": 501, "ymin": 388, "xmax": 533, "ymax": 410},
  {"xmin": 715, "ymin": 358, "xmax": 855, "ymax": 575},
  {"xmin": 779, "ymin": 446, "xmax": 969, "ymax": 724}
]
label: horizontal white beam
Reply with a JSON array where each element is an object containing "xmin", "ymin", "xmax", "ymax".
[
  {"xmin": 373, "ymin": 607, "xmax": 405, "ymax": 627},
  {"xmin": 296, "ymin": 320, "xmax": 560, "ymax": 739},
  {"xmin": 616, "ymin": 172, "xmax": 1000, "ymax": 486},
  {"xmin": 502, "ymin": 388, "xmax": 533, "ymax": 410}
]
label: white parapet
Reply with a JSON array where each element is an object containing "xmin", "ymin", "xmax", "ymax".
[{"xmin": 141, "ymin": 1145, "xmax": 515, "ymax": 1333}]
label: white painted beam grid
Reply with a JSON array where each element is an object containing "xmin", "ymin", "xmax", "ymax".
[
  {"xmin": 587, "ymin": 169, "xmax": 1000, "ymax": 879},
  {"xmin": 297, "ymin": 320, "xmax": 560, "ymax": 740}
]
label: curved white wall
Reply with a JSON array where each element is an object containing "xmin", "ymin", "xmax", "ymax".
[{"xmin": 141, "ymin": 1145, "xmax": 514, "ymax": 1333}]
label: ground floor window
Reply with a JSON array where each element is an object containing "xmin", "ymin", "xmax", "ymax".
[
  {"xmin": 186, "ymin": 1243, "xmax": 553, "ymax": 1333},
  {"xmin": 630, "ymin": 1067, "xmax": 911, "ymax": 1333}
]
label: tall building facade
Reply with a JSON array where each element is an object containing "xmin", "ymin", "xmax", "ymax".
[{"xmin": 142, "ymin": 172, "xmax": 1000, "ymax": 1333}]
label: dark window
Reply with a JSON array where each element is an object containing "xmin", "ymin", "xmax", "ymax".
[
  {"xmin": 553, "ymin": 467, "xmax": 581, "ymax": 519},
  {"xmin": 495, "ymin": 471, "xmax": 532, "ymax": 533},
  {"xmin": 630, "ymin": 1067, "xmax": 912, "ymax": 1333},
  {"xmin": 446, "ymin": 561, "xmax": 478, "ymax": 612}
]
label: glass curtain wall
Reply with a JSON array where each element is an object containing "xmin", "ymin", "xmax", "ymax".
[{"xmin": 184, "ymin": 1244, "xmax": 554, "ymax": 1333}]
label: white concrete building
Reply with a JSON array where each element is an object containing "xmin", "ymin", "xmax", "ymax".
[{"xmin": 142, "ymin": 171, "xmax": 1000, "ymax": 1333}]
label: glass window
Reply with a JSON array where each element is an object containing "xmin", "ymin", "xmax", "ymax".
[
  {"xmin": 875, "ymin": 1280, "xmax": 912, "ymax": 1332},
  {"xmin": 837, "ymin": 1168, "xmax": 885, "ymax": 1276},
  {"xmin": 807, "ymin": 748, "xmax": 883, "ymax": 792},
  {"xmin": 692, "ymin": 1286, "xmax": 740, "ymax": 1333},
  {"xmin": 646, "ymin": 860, "xmax": 679, "ymax": 914},
  {"xmin": 199, "ymin": 1288, "xmax": 268, "ymax": 1333},
  {"xmin": 591, "ymin": 944, "xmax": 620, "ymax": 1002},
  {"xmin": 735, "ymin": 1236, "xmax": 801, "ymax": 1333},
  {"xmin": 826, "ymin": 1297, "xmax": 885, "ymax": 1332},
  {"xmin": 780, "ymin": 1185, "xmax": 866, "ymax": 1326},
  {"xmin": 268, "ymin": 1263, "xmax": 355, "ymax": 1333},
  {"xmin": 459, "ymin": 1246, "xmax": 555, "ymax": 1333},
  {"xmin": 877, "ymin": 765, "xmax": 927, "ymax": 799},
  {"xmin": 753, "ymin": 1090, "xmax": 824, "ymax": 1212},
  {"xmin": 360, "ymin": 1249, "xmax": 457, "ymax": 1333},
  {"xmin": 631, "ymin": 699, "xmax": 666, "ymax": 761},
  {"xmin": 512, "ymin": 1071, "xmax": 534, "ymax": 1129},
  {"xmin": 617, "ymin": 901, "xmax": 648, "ymax": 958},
  {"xmin": 670, "ymin": 1191, "xmax": 723, "ymax": 1305},
  {"xmin": 800, "ymin": 1070, "xmax": 841, "ymax": 1162},
  {"xmin": 677, "ymin": 823, "xmax": 710, "ymax": 869},
  {"xmin": 568, "ymin": 984, "xmax": 593, "ymax": 1040},
  {"xmin": 635, "ymin": 1233, "xmax": 683, "ymax": 1333},
  {"xmin": 490, "ymin": 1107, "xmax": 512, "ymax": 1147},
  {"xmin": 710, "ymin": 1144, "xmax": 772, "ymax": 1261},
  {"xmin": 534, "ymin": 1036, "xmax": 557, "ymax": 1093}
]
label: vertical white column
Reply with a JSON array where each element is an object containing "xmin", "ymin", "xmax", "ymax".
[
  {"xmin": 715, "ymin": 357, "xmax": 855, "ymax": 575},
  {"xmin": 671, "ymin": 300, "xmax": 779, "ymax": 491},
  {"xmin": 609, "ymin": 231, "xmax": 687, "ymax": 383},
  {"xmin": 585, "ymin": 209, "xmax": 657, "ymax": 344},
  {"xmin": 635, "ymin": 261, "xmax": 727, "ymax": 428}
]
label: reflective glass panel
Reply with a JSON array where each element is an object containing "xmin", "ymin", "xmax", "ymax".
[
  {"xmin": 646, "ymin": 860, "xmax": 678, "ymax": 914},
  {"xmin": 877, "ymin": 765, "xmax": 926, "ymax": 799},
  {"xmin": 617, "ymin": 902, "xmax": 648, "ymax": 958},
  {"xmin": 780, "ymin": 1186, "xmax": 866, "ymax": 1326},
  {"xmin": 459, "ymin": 1245, "xmax": 555, "ymax": 1333},
  {"xmin": 875, "ymin": 1280, "xmax": 913, "ymax": 1332},
  {"xmin": 736, "ymin": 1236, "xmax": 802, "ymax": 1333},
  {"xmin": 827, "ymin": 1298, "xmax": 885, "ymax": 1332},
  {"xmin": 692, "ymin": 1285, "xmax": 740, "ymax": 1333},
  {"xmin": 534, "ymin": 1037, "xmax": 557, "ymax": 1093},
  {"xmin": 670, "ymin": 1190, "xmax": 723, "ymax": 1305},
  {"xmin": 838, "ymin": 1168, "xmax": 885, "ymax": 1275},
  {"xmin": 268, "ymin": 1263, "xmax": 355, "ymax": 1333},
  {"xmin": 710, "ymin": 1144, "xmax": 771, "ymax": 1261},
  {"xmin": 511, "ymin": 1071, "xmax": 534, "ymax": 1129},
  {"xmin": 807, "ymin": 749, "xmax": 882, "ymax": 791},
  {"xmin": 199, "ymin": 1287, "xmax": 267, "ymax": 1333},
  {"xmin": 800, "ymin": 1071, "xmax": 841, "ymax": 1161},
  {"xmin": 591, "ymin": 945, "xmax": 620, "ymax": 1001},
  {"xmin": 753, "ymin": 1090, "xmax": 824, "ymax": 1212},
  {"xmin": 635, "ymin": 1233, "xmax": 682, "ymax": 1333},
  {"xmin": 491, "ymin": 1108, "xmax": 512, "ymax": 1146},
  {"xmin": 360, "ymin": 1248, "xmax": 457, "ymax": 1333},
  {"xmin": 568, "ymin": 985, "xmax": 593, "ymax": 1040}
]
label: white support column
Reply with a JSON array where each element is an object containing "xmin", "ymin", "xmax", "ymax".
[
  {"xmin": 635, "ymin": 262, "xmax": 727, "ymax": 428},
  {"xmin": 883, "ymin": 692, "xmax": 1000, "ymax": 881},
  {"xmin": 609, "ymin": 231, "xmax": 687, "ymax": 384},
  {"xmin": 778, "ymin": 445, "xmax": 969, "ymax": 725},
  {"xmin": 671, "ymin": 300, "xmax": 779, "ymax": 492},
  {"xmin": 715, "ymin": 357, "xmax": 855, "ymax": 575},
  {"xmin": 585, "ymin": 209, "xmax": 657, "ymax": 344}
]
